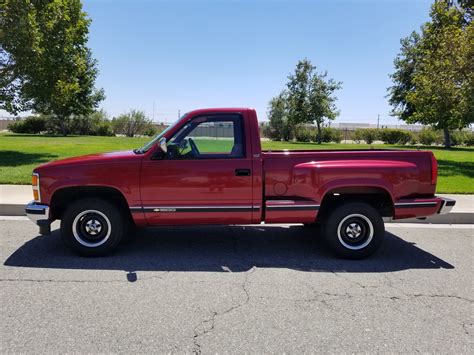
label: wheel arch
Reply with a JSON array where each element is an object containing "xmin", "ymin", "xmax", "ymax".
[
  {"xmin": 317, "ymin": 185, "xmax": 394, "ymax": 221},
  {"xmin": 50, "ymin": 186, "xmax": 132, "ymax": 221}
]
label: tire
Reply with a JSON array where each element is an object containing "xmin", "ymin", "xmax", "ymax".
[
  {"xmin": 322, "ymin": 202, "xmax": 384, "ymax": 259},
  {"xmin": 60, "ymin": 198, "xmax": 126, "ymax": 256}
]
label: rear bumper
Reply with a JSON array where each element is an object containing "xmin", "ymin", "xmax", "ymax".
[
  {"xmin": 393, "ymin": 196, "xmax": 456, "ymax": 220},
  {"xmin": 25, "ymin": 201, "xmax": 51, "ymax": 234},
  {"xmin": 438, "ymin": 197, "xmax": 456, "ymax": 215}
]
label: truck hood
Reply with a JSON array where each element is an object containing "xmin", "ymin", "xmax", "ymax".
[{"xmin": 34, "ymin": 150, "xmax": 140, "ymax": 171}]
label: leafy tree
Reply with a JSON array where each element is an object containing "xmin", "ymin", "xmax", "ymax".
[
  {"xmin": 388, "ymin": 0, "xmax": 473, "ymax": 148},
  {"xmin": 0, "ymin": 0, "xmax": 104, "ymax": 135},
  {"xmin": 268, "ymin": 59, "xmax": 342, "ymax": 143},
  {"xmin": 267, "ymin": 93, "xmax": 292, "ymax": 141},
  {"xmin": 112, "ymin": 110, "xmax": 154, "ymax": 137},
  {"xmin": 387, "ymin": 32, "xmax": 422, "ymax": 122}
]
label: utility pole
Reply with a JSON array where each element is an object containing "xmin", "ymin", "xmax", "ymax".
[
  {"xmin": 178, "ymin": 109, "xmax": 181, "ymax": 119},
  {"xmin": 377, "ymin": 114, "xmax": 380, "ymax": 129},
  {"xmin": 152, "ymin": 101, "xmax": 155, "ymax": 121}
]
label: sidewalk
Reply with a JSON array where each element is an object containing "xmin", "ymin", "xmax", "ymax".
[{"xmin": 0, "ymin": 184, "xmax": 473, "ymax": 224}]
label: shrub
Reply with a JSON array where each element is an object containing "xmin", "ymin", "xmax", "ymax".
[
  {"xmin": 379, "ymin": 129, "xmax": 411, "ymax": 145},
  {"xmin": 143, "ymin": 126, "xmax": 157, "ymax": 137},
  {"xmin": 418, "ymin": 128, "xmax": 438, "ymax": 146},
  {"xmin": 450, "ymin": 130, "xmax": 463, "ymax": 146},
  {"xmin": 397, "ymin": 131, "xmax": 413, "ymax": 145},
  {"xmin": 464, "ymin": 131, "xmax": 474, "ymax": 146},
  {"xmin": 451, "ymin": 130, "xmax": 474, "ymax": 146},
  {"xmin": 95, "ymin": 120, "xmax": 114, "ymax": 136},
  {"xmin": 294, "ymin": 126, "xmax": 312, "ymax": 142},
  {"xmin": 112, "ymin": 110, "xmax": 154, "ymax": 137},
  {"xmin": 329, "ymin": 128, "xmax": 343, "ymax": 143},
  {"xmin": 353, "ymin": 128, "xmax": 379, "ymax": 144},
  {"xmin": 8, "ymin": 116, "xmax": 47, "ymax": 134},
  {"xmin": 318, "ymin": 127, "xmax": 343, "ymax": 143}
]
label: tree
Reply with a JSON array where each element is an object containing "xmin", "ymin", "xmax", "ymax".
[
  {"xmin": 268, "ymin": 59, "xmax": 342, "ymax": 143},
  {"xmin": 387, "ymin": 31, "xmax": 422, "ymax": 122},
  {"xmin": 388, "ymin": 0, "xmax": 473, "ymax": 148},
  {"xmin": 112, "ymin": 110, "xmax": 154, "ymax": 137},
  {"xmin": 267, "ymin": 93, "xmax": 292, "ymax": 141},
  {"xmin": 0, "ymin": 0, "xmax": 104, "ymax": 135}
]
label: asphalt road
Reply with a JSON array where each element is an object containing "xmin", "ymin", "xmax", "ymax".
[{"xmin": 1, "ymin": 218, "xmax": 473, "ymax": 353}]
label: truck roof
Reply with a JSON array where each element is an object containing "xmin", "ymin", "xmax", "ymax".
[{"xmin": 186, "ymin": 107, "xmax": 254, "ymax": 115}]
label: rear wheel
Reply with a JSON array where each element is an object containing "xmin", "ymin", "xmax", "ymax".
[
  {"xmin": 60, "ymin": 198, "xmax": 126, "ymax": 256},
  {"xmin": 322, "ymin": 202, "xmax": 384, "ymax": 259}
]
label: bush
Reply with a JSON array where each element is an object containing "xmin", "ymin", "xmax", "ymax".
[
  {"xmin": 409, "ymin": 132, "xmax": 419, "ymax": 145},
  {"xmin": 8, "ymin": 116, "xmax": 47, "ymax": 134},
  {"xmin": 294, "ymin": 126, "xmax": 312, "ymax": 142},
  {"xmin": 329, "ymin": 128, "xmax": 343, "ymax": 143},
  {"xmin": 464, "ymin": 131, "xmax": 474, "ymax": 146},
  {"xmin": 143, "ymin": 126, "xmax": 157, "ymax": 137},
  {"xmin": 379, "ymin": 129, "xmax": 411, "ymax": 145},
  {"xmin": 354, "ymin": 128, "xmax": 379, "ymax": 144},
  {"xmin": 397, "ymin": 131, "xmax": 413, "ymax": 145},
  {"xmin": 95, "ymin": 120, "xmax": 114, "ymax": 136},
  {"xmin": 112, "ymin": 110, "xmax": 154, "ymax": 137},
  {"xmin": 451, "ymin": 130, "xmax": 474, "ymax": 146},
  {"xmin": 418, "ymin": 128, "xmax": 438, "ymax": 145},
  {"xmin": 262, "ymin": 120, "xmax": 293, "ymax": 141},
  {"xmin": 318, "ymin": 127, "xmax": 342, "ymax": 143}
]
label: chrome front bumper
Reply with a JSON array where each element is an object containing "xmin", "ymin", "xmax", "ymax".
[
  {"xmin": 25, "ymin": 201, "xmax": 51, "ymax": 235},
  {"xmin": 438, "ymin": 197, "xmax": 456, "ymax": 215}
]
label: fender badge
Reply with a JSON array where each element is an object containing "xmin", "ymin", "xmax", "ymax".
[{"xmin": 154, "ymin": 208, "xmax": 176, "ymax": 212}]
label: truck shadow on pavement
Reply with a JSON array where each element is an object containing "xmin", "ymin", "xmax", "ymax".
[{"xmin": 4, "ymin": 224, "xmax": 454, "ymax": 276}]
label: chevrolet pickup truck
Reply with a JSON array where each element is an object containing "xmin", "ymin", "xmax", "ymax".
[{"xmin": 26, "ymin": 108, "xmax": 455, "ymax": 258}]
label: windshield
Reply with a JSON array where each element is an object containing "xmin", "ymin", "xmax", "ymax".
[{"xmin": 134, "ymin": 114, "xmax": 187, "ymax": 154}]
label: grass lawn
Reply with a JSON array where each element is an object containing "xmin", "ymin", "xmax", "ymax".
[{"xmin": 0, "ymin": 133, "xmax": 472, "ymax": 193}]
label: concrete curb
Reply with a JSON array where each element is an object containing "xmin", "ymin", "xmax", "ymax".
[
  {"xmin": 0, "ymin": 204, "xmax": 26, "ymax": 217},
  {"xmin": 3, "ymin": 202, "xmax": 473, "ymax": 224}
]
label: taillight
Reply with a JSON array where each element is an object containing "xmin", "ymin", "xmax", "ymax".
[{"xmin": 430, "ymin": 153, "xmax": 437, "ymax": 185}]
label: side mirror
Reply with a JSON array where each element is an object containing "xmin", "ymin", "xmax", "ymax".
[{"xmin": 158, "ymin": 137, "xmax": 167, "ymax": 153}]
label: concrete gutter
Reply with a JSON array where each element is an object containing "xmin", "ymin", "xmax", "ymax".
[{"xmin": 0, "ymin": 185, "xmax": 473, "ymax": 224}]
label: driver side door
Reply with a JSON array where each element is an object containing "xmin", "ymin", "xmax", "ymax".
[{"xmin": 139, "ymin": 113, "xmax": 254, "ymax": 225}]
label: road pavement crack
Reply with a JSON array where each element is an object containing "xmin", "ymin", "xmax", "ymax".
[
  {"xmin": 408, "ymin": 293, "xmax": 473, "ymax": 303},
  {"xmin": 192, "ymin": 267, "xmax": 255, "ymax": 354}
]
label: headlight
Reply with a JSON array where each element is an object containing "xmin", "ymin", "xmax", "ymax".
[{"xmin": 32, "ymin": 172, "xmax": 41, "ymax": 202}]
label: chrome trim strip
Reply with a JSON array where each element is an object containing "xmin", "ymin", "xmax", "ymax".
[
  {"xmin": 266, "ymin": 205, "xmax": 320, "ymax": 211},
  {"xmin": 266, "ymin": 204, "xmax": 320, "ymax": 208},
  {"xmin": 130, "ymin": 205, "xmax": 259, "ymax": 213},
  {"xmin": 394, "ymin": 202, "xmax": 438, "ymax": 208}
]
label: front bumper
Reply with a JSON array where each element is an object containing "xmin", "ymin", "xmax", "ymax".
[{"xmin": 25, "ymin": 201, "xmax": 51, "ymax": 235}]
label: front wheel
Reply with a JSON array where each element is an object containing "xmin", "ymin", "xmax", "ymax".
[
  {"xmin": 322, "ymin": 202, "xmax": 384, "ymax": 259},
  {"xmin": 60, "ymin": 198, "xmax": 126, "ymax": 256}
]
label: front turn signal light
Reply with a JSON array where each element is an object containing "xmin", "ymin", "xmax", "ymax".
[
  {"xmin": 32, "ymin": 173, "xmax": 40, "ymax": 202},
  {"xmin": 32, "ymin": 174, "xmax": 38, "ymax": 187}
]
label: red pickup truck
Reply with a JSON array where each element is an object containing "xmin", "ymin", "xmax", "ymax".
[{"xmin": 26, "ymin": 108, "xmax": 455, "ymax": 258}]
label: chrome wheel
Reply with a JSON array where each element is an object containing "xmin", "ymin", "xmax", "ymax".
[
  {"xmin": 337, "ymin": 213, "xmax": 374, "ymax": 250},
  {"xmin": 72, "ymin": 210, "xmax": 111, "ymax": 248}
]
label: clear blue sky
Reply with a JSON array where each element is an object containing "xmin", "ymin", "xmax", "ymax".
[{"xmin": 7, "ymin": 0, "xmax": 436, "ymax": 125}]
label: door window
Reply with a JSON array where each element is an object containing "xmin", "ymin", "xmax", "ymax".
[{"xmin": 166, "ymin": 114, "xmax": 245, "ymax": 159}]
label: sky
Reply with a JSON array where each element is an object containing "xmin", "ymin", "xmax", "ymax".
[{"xmin": 5, "ymin": 0, "xmax": 435, "ymax": 125}]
